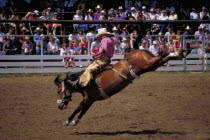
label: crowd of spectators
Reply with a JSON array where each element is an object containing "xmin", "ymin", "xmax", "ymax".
[{"xmin": 0, "ymin": 0, "xmax": 210, "ymax": 56}]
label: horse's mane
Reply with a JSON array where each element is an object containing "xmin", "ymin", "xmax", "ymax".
[{"xmin": 67, "ymin": 70, "xmax": 85, "ymax": 81}]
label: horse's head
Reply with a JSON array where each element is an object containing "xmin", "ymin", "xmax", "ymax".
[{"xmin": 54, "ymin": 74, "xmax": 75, "ymax": 110}]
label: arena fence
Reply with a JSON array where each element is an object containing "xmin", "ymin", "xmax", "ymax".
[
  {"xmin": 0, "ymin": 54, "xmax": 209, "ymax": 73},
  {"xmin": 0, "ymin": 33, "xmax": 210, "ymax": 73}
]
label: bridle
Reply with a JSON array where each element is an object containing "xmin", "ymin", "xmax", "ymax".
[{"xmin": 57, "ymin": 81, "xmax": 72, "ymax": 104}]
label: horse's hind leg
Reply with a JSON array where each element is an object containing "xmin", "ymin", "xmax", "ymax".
[{"xmin": 70, "ymin": 102, "xmax": 93, "ymax": 126}]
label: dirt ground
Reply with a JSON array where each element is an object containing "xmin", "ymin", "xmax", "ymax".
[{"xmin": 0, "ymin": 72, "xmax": 210, "ymax": 140}]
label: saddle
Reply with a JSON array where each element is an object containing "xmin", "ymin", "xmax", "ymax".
[{"xmin": 66, "ymin": 64, "xmax": 114, "ymax": 91}]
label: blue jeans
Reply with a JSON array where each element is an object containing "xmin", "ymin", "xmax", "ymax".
[
  {"xmin": 73, "ymin": 24, "xmax": 86, "ymax": 31},
  {"xmin": 36, "ymin": 50, "xmax": 41, "ymax": 55},
  {"xmin": 47, "ymin": 51, "xmax": 59, "ymax": 55}
]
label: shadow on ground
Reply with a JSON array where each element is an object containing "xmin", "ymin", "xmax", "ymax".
[{"xmin": 70, "ymin": 129, "xmax": 187, "ymax": 136}]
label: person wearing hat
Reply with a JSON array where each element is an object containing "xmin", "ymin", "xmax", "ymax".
[
  {"xmin": 94, "ymin": 5, "xmax": 102, "ymax": 20},
  {"xmin": 112, "ymin": 26, "xmax": 119, "ymax": 35},
  {"xmin": 85, "ymin": 9, "xmax": 93, "ymax": 20},
  {"xmin": 194, "ymin": 26, "xmax": 205, "ymax": 40},
  {"xmin": 46, "ymin": 7, "xmax": 54, "ymax": 20},
  {"xmin": 121, "ymin": 37, "xmax": 128, "ymax": 54},
  {"xmin": 139, "ymin": 39, "xmax": 149, "ymax": 51},
  {"xmin": 19, "ymin": 27, "xmax": 29, "ymax": 44},
  {"xmin": 142, "ymin": 6, "xmax": 150, "ymax": 20},
  {"xmin": 148, "ymin": 8, "xmax": 156, "ymax": 20},
  {"xmin": 93, "ymin": 5, "xmax": 103, "ymax": 30},
  {"xmin": 183, "ymin": 25, "xmax": 193, "ymax": 40},
  {"xmin": 99, "ymin": 10, "xmax": 107, "ymax": 20},
  {"xmin": 149, "ymin": 40, "xmax": 160, "ymax": 56},
  {"xmin": 85, "ymin": 9, "xmax": 95, "ymax": 31},
  {"xmin": 51, "ymin": 12, "xmax": 62, "ymax": 35},
  {"xmin": 33, "ymin": 27, "xmax": 43, "ymax": 44},
  {"xmin": 190, "ymin": 8, "xmax": 200, "ymax": 20},
  {"xmin": 69, "ymin": 28, "xmax": 115, "ymax": 90},
  {"xmin": 130, "ymin": 7, "xmax": 138, "ymax": 19},
  {"xmin": 118, "ymin": 6, "xmax": 127, "ymax": 19}
]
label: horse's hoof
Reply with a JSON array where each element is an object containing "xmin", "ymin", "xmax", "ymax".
[
  {"xmin": 63, "ymin": 120, "xmax": 70, "ymax": 126},
  {"xmin": 70, "ymin": 120, "xmax": 77, "ymax": 126}
]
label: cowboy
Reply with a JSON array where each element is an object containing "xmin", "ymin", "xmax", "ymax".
[{"xmin": 70, "ymin": 28, "xmax": 115, "ymax": 89}]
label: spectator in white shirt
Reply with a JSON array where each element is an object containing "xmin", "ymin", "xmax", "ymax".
[
  {"xmin": 142, "ymin": 6, "xmax": 150, "ymax": 20},
  {"xmin": 47, "ymin": 37, "xmax": 59, "ymax": 55},
  {"xmin": 149, "ymin": 40, "xmax": 159, "ymax": 56},
  {"xmin": 168, "ymin": 11, "xmax": 178, "ymax": 31},
  {"xmin": 190, "ymin": 8, "xmax": 200, "ymax": 20},
  {"xmin": 60, "ymin": 43, "xmax": 68, "ymax": 55},
  {"xmin": 73, "ymin": 10, "xmax": 85, "ymax": 31},
  {"xmin": 86, "ymin": 27, "xmax": 96, "ymax": 49},
  {"xmin": 68, "ymin": 30, "xmax": 80, "ymax": 43},
  {"xmin": 131, "ymin": 7, "xmax": 138, "ymax": 19},
  {"xmin": 200, "ymin": 7, "xmax": 210, "ymax": 20},
  {"xmin": 149, "ymin": 8, "xmax": 156, "ymax": 20},
  {"xmin": 169, "ymin": 11, "xmax": 178, "ymax": 20},
  {"xmin": 155, "ymin": 8, "xmax": 162, "ymax": 20},
  {"xmin": 159, "ymin": 10, "xmax": 169, "ymax": 33}
]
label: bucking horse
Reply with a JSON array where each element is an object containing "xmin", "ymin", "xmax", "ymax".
[{"xmin": 54, "ymin": 47, "xmax": 191, "ymax": 126}]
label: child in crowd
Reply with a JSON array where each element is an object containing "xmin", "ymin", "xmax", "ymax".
[
  {"xmin": 60, "ymin": 43, "xmax": 68, "ymax": 55},
  {"xmin": 67, "ymin": 42, "xmax": 76, "ymax": 55}
]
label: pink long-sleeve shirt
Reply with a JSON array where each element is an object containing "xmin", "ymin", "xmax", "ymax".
[{"xmin": 97, "ymin": 36, "xmax": 115, "ymax": 58}]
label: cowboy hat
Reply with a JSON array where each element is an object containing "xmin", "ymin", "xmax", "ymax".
[
  {"xmin": 35, "ymin": 27, "xmax": 42, "ymax": 32},
  {"xmin": 96, "ymin": 5, "xmax": 101, "ymax": 9},
  {"xmin": 87, "ymin": 9, "xmax": 93, "ymax": 13},
  {"xmin": 185, "ymin": 26, "xmax": 191, "ymax": 30},
  {"xmin": 112, "ymin": 26, "xmax": 118, "ymax": 31},
  {"xmin": 131, "ymin": 7, "xmax": 136, "ymax": 11},
  {"xmin": 34, "ymin": 10, "xmax": 39, "ymax": 16},
  {"xmin": 95, "ymin": 28, "xmax": 114, "ymax": 38},
  {"xmin": 100, "ymin": 10, "xmax": 106, "ymax": 14},
  {"xmin": 21, "ymin": 27, "xmax": 29, "ymax": 32},
  {"xmin": 119, "ymin": 6, "xmax": 123, "ymax": 10}
]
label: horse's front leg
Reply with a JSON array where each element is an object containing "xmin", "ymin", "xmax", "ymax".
[
  {"xmin": 70, "ymin": 102, "xmax": 93, "ymax": 126},
  {"xmin": 63, "ymin": 101, "xmax": 83, "ymax": 126}
]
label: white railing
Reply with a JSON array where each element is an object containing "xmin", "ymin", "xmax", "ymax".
[{"xmin": 0, "ymin": 54, "xmax": 209, "ymax": 73}]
